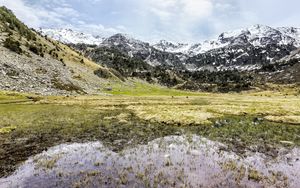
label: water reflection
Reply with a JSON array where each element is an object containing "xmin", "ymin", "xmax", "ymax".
[{"xmin": 1, "ymin": 135, "xmax": 299, "ymax": 188}]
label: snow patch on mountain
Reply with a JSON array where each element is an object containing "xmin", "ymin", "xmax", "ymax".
[
  {"xmin": 154, "ymin": 25, "xmax": 300, "ymax": 56},
  {"xmin": 153, "ymin": 40, "xmax": 192, "ymax": 54},
  {"xmin": 39, "ymin": 25, "xmax": 300, "ymax": 71},
  {"xmin": 38, "ymin": 28, "xmax": 104, "ymax": 45},
  {"xmin": 40, "ymin": 25, "xmax": 300, "ymax": 57},
  {"xmin": 101, "ymin": 33, "xmax": 148, "ymax": 48}
]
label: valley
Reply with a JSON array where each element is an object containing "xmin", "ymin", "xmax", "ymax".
[
  {"xmin": 0, "ymin": 4, "xmax": 300, "ymax": 188},
  {"xmin": 0, "ymin": 88, "xmax": 300, "ymax": 187}
]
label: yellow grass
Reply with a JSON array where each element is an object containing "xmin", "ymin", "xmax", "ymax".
[
  {"xmin": 25, "ymin": 90, "xmax": 300, "ymax": 125},
  {"xmin": 265, "ymin": 115, "xmax": 300, "ymax": 124}
]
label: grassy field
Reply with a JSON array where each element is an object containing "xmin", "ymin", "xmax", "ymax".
[
  {"xmin": 102, "ymin": 79, "xmax": 204, "ymax": 96},
  {"xmin": 0, "ymin": 86, "xmax": 300, "ymax": 177}
]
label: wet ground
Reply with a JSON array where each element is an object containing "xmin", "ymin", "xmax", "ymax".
[
  {"xmin": 1, "ymin": 135, "xmax": 299, "ymax": 188},
  {"xmin": 1, "ymin": 94, "xmax": 300, "ymax": 187}
]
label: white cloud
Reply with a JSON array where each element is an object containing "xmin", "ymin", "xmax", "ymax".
[
  {"xmin": 2, "ymin": 0, "xmax": 299, "ymax": 43},
  {"xmin": 145, "ymin": 0, "xmax": 213, "ymax": 24},
  {"xmin": 53, "ymin": 7, "xmax": 79, "ymax": 18},
  {"xmin": 181, "ymin": 0, "xmax": 213, "ymax": 21},
  {"xmin": 130, "ymin": 0, "xmax": 217, "ymax": 42}
]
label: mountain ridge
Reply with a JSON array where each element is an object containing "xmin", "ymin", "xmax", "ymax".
[
  {"xmin": 39, "ymin": 25, "xmax": 300, "ymax": 71},
  {"xmin": 39, "ymin": 24, "xmax": 300, "ymax": 55}
]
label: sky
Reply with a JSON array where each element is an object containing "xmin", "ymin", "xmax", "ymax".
[{"xmin": 1, "ymin": 0, "xmax": 300, "ymax": 43}]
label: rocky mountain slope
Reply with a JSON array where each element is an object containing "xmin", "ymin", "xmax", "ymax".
[
  {"xmin": 0, "ymin": 6, "xmax": 118, "ymax": 95},
  {"xmin": 99, "ymin": 34, "xmax": 186, "ymax": 68},
  {"xmin": 258, "ymin": 47, "xmax": 300, "ymax": 84}
]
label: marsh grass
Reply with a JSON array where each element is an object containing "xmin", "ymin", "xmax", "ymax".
[
  {"xmin": 103, "ymin": 80, "xmax": 205, "ymax": 96},
  {"xmin": 0, "ymin": 103, "xmax": 182, "ymax": 177},
  {"xmin": 193, "ymin": 115, "xmax": 300, "ymax": 155},
  {"xmin": 0, "ymin": 89, "xmax": 300, "ymax": 177}
]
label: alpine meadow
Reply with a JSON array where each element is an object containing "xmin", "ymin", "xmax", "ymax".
[{"xmin": 0, "ymin": 1, "xmax": 300, "ymax": 187}]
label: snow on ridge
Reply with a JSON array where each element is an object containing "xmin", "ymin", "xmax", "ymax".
[
  {"xmin": 189, "ymin": 24, "xmax": 300, "ymax": 54},
  {"xmin": 153, "ymin": 40, "xmax": 192, "ymax": 54},
  {"xmin": 38, "ymin": 28, "xmax": 104, "ymax": 45},
  {"xmin": 102, "ymin": 33, "xmax": 147, "ymax": 46},
  {"xmin": 40, "ymin": 25, "xmax": 300, "ymax": 55}
]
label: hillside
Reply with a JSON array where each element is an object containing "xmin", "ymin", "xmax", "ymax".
[{"xmin": 0, "ymin": 6, "xmax": 118, "ymax": 95}]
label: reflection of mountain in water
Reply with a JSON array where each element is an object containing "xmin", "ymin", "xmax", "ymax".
[{"xmin": 1, "ymin": 135, "xmax": 299, "ymax": 188}]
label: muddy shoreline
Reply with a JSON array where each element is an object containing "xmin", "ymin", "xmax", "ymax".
[{"xmin": 1, "ymin": 104, "xmax": 299, "ymax": 178}]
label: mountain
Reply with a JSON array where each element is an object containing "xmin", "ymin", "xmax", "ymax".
[
  {"xmin": 64, "ymin": 25, "xmax": 299, "ymax": 91},
  {"xmin": 155, "ymin": 25, "xmax": 300, "ymax": 56},
  {"xmin": 96, "ymin": 33, "xmax": 186, "ymax": 68},
  {"xmin": 38, "ymin": 28, "xmax": 104, "ymax": 45},
  {"xmin": 184, "ymin": 25, "xmax": 300, "ymax": 71},
  {"xmin": 40, "ymin": 25, "xmax": 300, "ymax": 71},
  {"xmin": 38, "ymin": 23, "xmax": 300, "ymax": 92}
]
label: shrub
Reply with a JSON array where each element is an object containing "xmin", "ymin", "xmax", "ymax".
[
  {"xmin": 3, "ymin": 37, "xmax": 22, "ymax": 54},
  {"xmin": 94, "ymin": 68, "xmax": 112, "ymax": 79},
  {"xmin": 60, "ymin": 58, "xmax": 66, "ymax": 66},
  {"xmin": 29, "ymin": 45, "xmax": 39, "ymax": 54},
  {"xmin": 29, "ymin": 44, "xmax": 45, "ymax": 57},
  {"xmin": 49, "ymin": 49, "xmax": 55, "ymax": 55}
]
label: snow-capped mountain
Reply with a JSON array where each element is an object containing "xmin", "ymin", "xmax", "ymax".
[
  {"xmin": 38, "ymin": 28, "xmax": 104, "ymax": 45},
  {"xmin": 100, "ymin": 33, "xmax": 151, "ymax": 58},
  {"xmin": 40, "ymin": 25, "xmax": 300, "ymax": 56},
  {"xmin": 98, "ymin": 34, "xmax": 186, "ymax": 67},
  {"xmin": 216, "ymin": 24, "xmax": 300, "ymax": 47},
  {"xmin": 184, "ymin": 25, "xmax": 300, "ymax": 71},
  {"xmin": 40, "ymin": 25, "xmax": 300, "ymax": 71},
  {"xmin": 154, "ymin": 24, "xmax": 300, "ymax": 56},
  {"xmin": 152, "ymin": 25, "xmax": 300, "ymax": 71}
]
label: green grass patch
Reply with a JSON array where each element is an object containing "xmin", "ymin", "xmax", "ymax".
[
  {"xmin": 0, "ymin": 91, "xmax": 28, "ymax": 101},
  {"xmin": 0, "ymin": 103, "xmax": 182, "ymax": 177},
  {"xmin": 1, "ymin": 91, "xmax": 300, "ymax": 177},
  {"xmin": 104, "ymin": 80, "xmax": 203, "ymax": 96},
  {"xmin": 0, "ymin": 125, "xmax": 16, "ymax": 133},
  {"xmin": 189, "ymin": 115, "xmax": 300, "ymax": 155}
]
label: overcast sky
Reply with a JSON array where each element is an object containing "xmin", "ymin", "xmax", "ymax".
[{"xmin": 1, "ymin": 0, "xmax": 299, "ymax": 43}]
